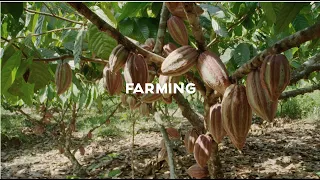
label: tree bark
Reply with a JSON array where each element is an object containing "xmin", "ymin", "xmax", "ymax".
[
  {"xmin": 153, "ymin": 3, "xmax": 170, "ymax": 55},
  {"xmin": 279, "ymin": 83, "xmax": 320, "ymax": 100}
]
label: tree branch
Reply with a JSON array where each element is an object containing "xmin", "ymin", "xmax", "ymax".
[
  {"xmin": 67, "ymin": 3, "xmax": 164, "ymax": 65},
  {"xmin": 153, "ymin": 3, "xmax": 170, "ymax": 55},
  {"xmin": 231, "ymin": 21, "xmax": 320, "ymax": 81},
  {"xmin": 32, "ymin": 55, "xmax": 107, "ymax": 64},
  {"xmin": 15, "ymin": 27, "xmax": 81, "ymax": 39},
  {"xmin": 279, "ymin": 83, "xmax": 320, "ymax": 100},
  {"xmin": 24, "ymin": 8, "xmax": 84, "ymax": 25}
]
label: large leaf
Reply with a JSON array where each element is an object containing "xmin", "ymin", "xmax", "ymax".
[
  {"xmin": 234, "ymin": 43, "xmax": 250, "ymax": 67},
  {"xmin": 211, "ymin": 17, "xmax": 228, "ymax": 37},
  {"xmin": 28, "ymin": 61, "xmax": 53, "ymax": 91},
  {"xmin": 91, "ymin": 5, "xmax": 116, "ymax": 28},
  {"xmin": 1, "ymin": 51, "xmax": 22, "ymax": 93},
  {"xmin": 8, "ymin": 78, "xmax": 35, "ymax": 106},
  {"xmin": 119, "ymin": 18, "xmax": 135, "ymax": 36},
  {"xmin": 34, "ymin": 5, "xmax": 46, "ymax": 47},
  {"xmin": 116, "ymin": 2, "xmax": 151, "ymax": 22},
  {"xmin": 292, "ymin": 14, "xmax": 310, "ymax": 32},
  {"xmin": 260, "ymin": 3, "xmax": 276, "ymax": 26},
  {"xmin": 73, "ymin": 26, "xmax": 85, "ymax": 68},
  {"xmin": 220, "ymin": 48, "xmax": 234, "ymax": 64},
  {"xmin": 274, "ymin": 3, "xmax": 306, "ymax": 33},
  {"xmin": 87, "ymin": 24, "xmax": 117, "ymax": 60}
]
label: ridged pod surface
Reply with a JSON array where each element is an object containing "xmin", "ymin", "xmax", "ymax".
[
  {"xmin": 124, "ymin": 52, "xmax": 149, "ymax": 90},
  {"xmin": 246, "ymin": 69, "xmax": 278, "ymax": 122},
  {"xmin": 161, "ymin": 46, "xmax": 199, "ymax": 76},
  {"xmin": 184, "ymin": 128, "xmax": 199, "ymax": 154},
  {"xmin": 127, "ymin": 96, "xmax": 137, "ymax": 110},
  {"xmin": 221, "ymin": 84, "xmax": 252, "ymax": 150},
  {"xmin": 103, "ymin": 65, "xmax": 123, "ymax": 96},
  {"xmin": 55, "ymin": 62, "xmax": 72, "ymax": 95},
  {"xmin": 166, "ymin": 127, "xmax": 180, "ymax": 139},
  {"xmin": 260, "ymin": 54, "xmax": 291, "ymax": 101},
  {"xmin": 165, "ymin": 2, "xmax": 204, "ymax": 20},
  {"xmin": 139, "ymin": 103, "xmax": 150, "ymax": 116},
  {"xmin": 187, "ymin": 164, "xmax": 209, "ymax": 179},
  {"xmin": 159, "ymin": 75, "xmax": 180, "ymax": 98},
  {"xmin": 208, "ymin": 103, "xmax": 227, "ymax": 143},
  {"xmin": 167, "ymin": 16, "xmax": 188, "ymax": 46},
  {"xmin": 109, "ymin": 44, "xmax": 129, "ymax": 73},
  {"xmin": 197, "ymin": 50, "xmax": 231, "ymax": 95},
  {"xmin": 163, "ymin": 43, "xmax": 178, "ymax": 57},
  {"xmin": 193, "ymin": 134, "xmax": 213, "ymax": 168}
]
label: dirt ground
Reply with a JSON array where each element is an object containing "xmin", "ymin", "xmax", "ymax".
[{"xmin": 1, "ymin": 111, "xmax": 320, "ymax": 179}]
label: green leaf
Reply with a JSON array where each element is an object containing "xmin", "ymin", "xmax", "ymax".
[
  {"xmin": 108, "ymin": 169, "xmax": 121, "ymax": 178},
  {"xmin": 73, "ymin": 26, "xmax": 85, "ymax": 68},
  {"xmin": 220, "ymin": 48, "xmax": 234, "ymax": 64},
  {"xmin": 136, "ymin": 18, "xmax": 150, "ymax": 40},
  {"xmin": 119, "ymin": 18, "xmax": 135, "ymax": 36},
  {"xmin": 117, "ymin": 2, "xmax": 150, "ymax": 22},
  {"xmin": 1, "ymin": 2, "xmax": 23, "ymax": 22},
  {"xmin": 34, "ymin": 5, "xmax": 46, "ymax": 47},
  {"xmin": 87, "ymin": 24, "xmax": 117, "ymax": 59},
  {"xmin": 28, "ymin": 62, "xmax": 53, "ymax": 91},
  {"xmin": 211, "ymin": 17, "xmax": 228, "ymax": 37},
  {"xmin": 284, "ymin": 47, "xmax": 298, "ymax": 60},
  {"xmin": 274, "ymin": 3, "xmax": 306, "ymax": 33},
  {"xmin": 292, "ymin": 14, "xmax": 310, "ymax": 32},
  {"xmin": 20, "ymin": 34, "xmax": 42, "ymax": 58},
  {"xmin": 260, "ymin": 3, "xmax": 276, "ymax": 26},
  {"xmin": 85, "ymin": 86, "xmax": 94, "ymax": 109},
  {"xmin": 1, "ymin": 51, "xmax": 22, "ymax": 93},
  {"xmin": 91, "ymin": 6, "xmax": 116, "ymax": 28},
  {"xmin": 8, "ymin": 78, "xmax": 35, "ymax": 106},
  {"xmin": 234, "ymin": 43, "xmax": 250, "ymax": 67}
]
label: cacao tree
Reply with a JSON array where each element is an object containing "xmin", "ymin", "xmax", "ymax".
[{"xmin": 1, "ymin": 2, "xmax": 320, "ymax": 178}]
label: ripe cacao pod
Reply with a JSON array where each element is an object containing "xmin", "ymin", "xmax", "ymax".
[
  {"xmin": 187, "ymin": 164, "xmax": 209, "ymax": 179},
  {"xmin": 127, "ymin": 96, "xmax": 137, "ymax": 110},
  {"xmin": 166, "ymin": 127, "xmax": 180, "ymax": 139},
  {"xmin": 197, "ymin": 50, "xmax": 231, "ymax": 95},
  {"xmin": 221, "ymin": 84, "xmax": 252, "ymax": 150},
  {"xmin": 161, "ymin": 45, "xmax": 199, "ymax": 76},
  {"xmin": 124, "ymin": 52, "xmax": 149, "ymax": 91},
  {"xmin": 103, "ymin": 65, "xmax": 123, "ymax": 96},
  {"xmin": 109, "ymin": 44, "xmax": 129, "ymax": 72},
  {"xmin": 55, "ymin": 62, "xmax": 72, "ymax": 95},
  {"xmin": 184, "ymin": 128, "xmax": 200, "ymax": 153},
  {"xmin": 167, "ymin": 16, "xmax": 188, "ymax": 46},
  {"xmin": 208, "ymin": 103, "xmax": 227, "ymax": 143},
  {"xmin": 139, "ymin": 103, "xmax": 150, "ymax": 116},
  {"xmin": 165, "ymin": 2, "xmax": 204, "ymax": 20},
  {"xmin": 120, "ymin": 94, "xmax": 128, "ymax": 106},
  {"xmin": 159, "ymin": 75, "xmax": 180, "ymax": 98},
  {"xmin": 246, "ymin": 69, "xmax": 278, "ymax": 122},
  {"xmin": 163, "ymin": 43, "xmax": 178, "ymax": 57},
  {"xmin": 260, "ymin": 54, "xmax": 291, "ymax": 101},
  {"xmin": 194, "ymin": 134, "xmax": 213, "ymax": 168},
  {"xmin": 141, "ymin": 93, "xmax": 162, "ymax": 103}
]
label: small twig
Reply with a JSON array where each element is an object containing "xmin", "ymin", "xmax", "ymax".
[
  {"xmin": 32, "ymin": 55, "xmax": 107, "ymax": 64},
  {"xmin": 131, "ymin": 111, "xmax": 136, "ymax": 179},
  {"xmin": 43, "ymin": 2, "xmax": 55, "ymax": 16},
  {"xmin": 15, "ymin": 27, "xmax": 81, "ymax": 39},
  {"xmin": 170, "ymin": 107, "xmax": 179, "ymax": 118}
]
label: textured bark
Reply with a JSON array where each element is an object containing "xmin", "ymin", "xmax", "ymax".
[
  {"xmin": 231, "ymin": 22, "xmax": 320, "ymax": 81},
  {"xmin": 153, "ymin": 3, "xmax": 170, "ymax": 54},
  {"xmin": 68, "ymin": 3, "xmax": 164, "ymax": 65},
  {"xmin": 207, "ymin": 141, "xmax": 223, "ymax": 178},
  {"xmin": 279, "ymin": 83, "xmax": 320, "ymax": 100}
]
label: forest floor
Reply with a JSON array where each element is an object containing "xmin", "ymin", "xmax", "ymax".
[{"xmin": 1, "ymin": 108, "xmax": 320, "ymax": 179}]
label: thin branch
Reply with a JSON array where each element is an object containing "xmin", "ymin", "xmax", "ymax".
[
  {"xmin": 33, "ymin": 55, "xmax": 107, "ymax": 64},
  {"xmin": 231, "ymin": 21, "xmax": 320, "ymax": 81},
  {"xmin": 153, "ymin": 3, "xmax": 170, "ymax": 55},
  {"xmin": 67, "ymin": 3, "xmax": 164, "ymax": 65},
  {"xmin": 279, "ymin": 83, "xmax": 320, "ymax": 100},
  {"xmin": 15, "ymin": 27, "xmax": 81, "ymax": 39},
  {"xmin": 24, "ymin": 8, "xmax": 84, "ymax": 25},
  {"xmin": 43, "ymin": 2, "xmax": 55, "ymax": 16}
]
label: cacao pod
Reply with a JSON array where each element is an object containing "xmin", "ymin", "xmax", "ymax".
[
  {"xmin": 55, "ymin": 62, "xmax": 72, "ymax": 95},
  {"xmin": 139, "ymin": 103, "xmax": 150, "ymax": 116},
  {"xmin": 109, "ymin": 44, "xmax": 129, "ymax": 72},
  {"xmin": 194, "ymin": 134, "xmax": 213, "ymax": 168},
  {"xmin": 141, "ymin": 44, "xmax": 153, "ymax": 52},
  {"xmin": 162, "ymin": 43, "xmax": 178, "ymax": 57},
  {"xmin": 124, "ymin": 52, "xmax": 149, "ymax": 91},
  {"xmin": 221, "ymin": 84, "xmax": 252, "ymax": 150},
  {"xmin": 120, "ymin": 94, "xmax": 128, "ymax": 106},
  {"xmin": 166, "ymin": 127, "xmax": 180, "ymax": 139},
  {"xmin": 165, "ymin": 2, "xmax": 204, "ymax": 20},
  {"xmin": 127, "ymin": 96, "xmax": 137, "ymax": 110},
  {"xmin": 208, "ymin": 103, "xmax": 227, "ymax": 143},
  {"xmin": 159, "ymin": 75, "xmax": 180, "ymax": 98},
  {"xmin": 187, "ymin": 164, "xmax": 209, "ymax": 179},
  {"xmin": 197, "ymin": 50, "xmax": 231, "ymax": 95},
  {"xmin": 161, "ymin": 45, "xmax": 199, "ymax": 76},
  {"xmin": 141, "ymin": 93, "xmax": 162, "ymax": 103},
  {"xmin": 103, "ymin": 65, "xmax": 123, "ymax": 96},
  {"xmin": 260, "ymin": 54, "xmax": 291, "ymax": 101},
  {"xmin": 144, "ymin": 38, "xmax": 155, "ymax": 50},
  {"xmin": 246, "ymin": 69, "xmax": 278, "ymax": 122},
  {"xmin": 184, "ymin": 128, "xmax": 200, "ymax": 153},
  {"xmin": 167, "ymin": 16, "xmax": 188, "ymax": 46},
  {"xmin": 162, "ymin": 96, "xmax": 173, "ymax": 104}
]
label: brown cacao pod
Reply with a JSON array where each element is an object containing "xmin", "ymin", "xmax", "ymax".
[
  {"xmin": 184, "ymin": 128, "xmax": 200, "ymax": 154},
  {"xmin": 167, "ymin": 16, "xmax": 188, "ymax": 46},
  {"xmin": 197, "ymin": 50, "xmax": 231, "ymax": 95},
  {"xmin": 162, "ymin": 43, "xmax": 178, "ymax": 57},
  {"xmin": 139, "ymin": 103, "xmax": 150, "ymax": 116},
  {"xmin": 208, "ymin": 103, "xmax": 227, "ymax": 143},
  {"xmin": 144, "ymin": 38, "xmax": 155, "ymax": 50},
  {"xmin": 124, "ymin": 52, "xmax": 149, "ymax": 91},
  {"xmin": 246, "ymin": 69, "xmax": 278, "ymax": 122},
  {"xmin": 187, "ymin": 164, "xmax": 209, "ymax": 179},
  {"xmin": 141, "ymin": 44, "xmax": 153, "ymax": 52},
  {"xmin": 103, "ymin": 65, "xmax": 123, "ymax": 96},
  {"xmin": 55, "ymin": 62, "xmax": 72, "ymax": 95},
  {"xmin": 194, "ymin": 134, "xmax": 213, "ymax": 168},
  {"xmin": 141, "ymin": 93, "xmax": 162, "ymax": 103},
  {"xmin": 166, "ymin": 127, "xmax": 180, "ymax": 139},
  {"xmin": 162, "ymin": 96, "xmax": 173, "ymax": 104},
  {"xmin": 109, "ymin": 44, "xmax": 129, "ymax": 72},
  {"xmin": 127, "ymin": 96, "xmax": 137, "ymax": 110},
  {"xmin": 120, "ymin": 94, "xmax": 128, "ymax": 106},
  {"xmin": 159, "ymin": 75, "xmax": 180, "ymax": 98},
  {"xmin": 260, "ymin": 54, "xmax": 291, "ymax": 101},
  {"xmin": 165, "ymin": 2, "xmax": 204, "ymax": 20},
  {"xmin": 161, "ymin": 46, "xmax": 199, "ymax": 76},
  {"xmin": 221, "ymin": 84, "xmax": 252, "ymax": 150}
]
